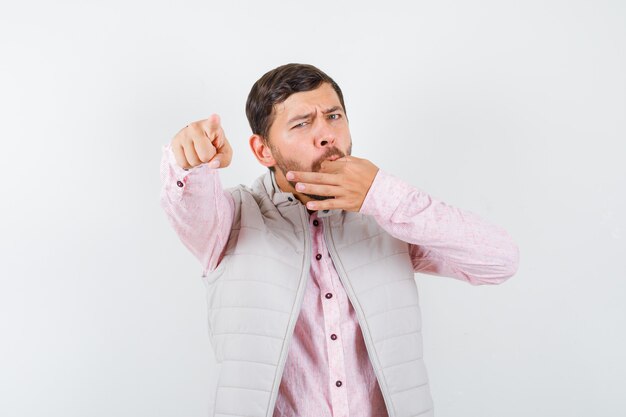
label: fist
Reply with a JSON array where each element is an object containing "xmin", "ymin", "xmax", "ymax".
[{"xmin": 171, "ymin": 114, "xmax": 233, "ymax": 170}]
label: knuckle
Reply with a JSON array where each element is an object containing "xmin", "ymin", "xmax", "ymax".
[
  {"xmin": 188, "ymin": 123, "xmax": 204, "ymax": 137},
  {"xmin": 182, "ymin": 135, "xmax": 195, "ymax": 147},
  {"xmin": 178, "ymin": 158, "xmax": 191, "ymax": 170},
  {"xmin": 197, "ymin": 148, "xmax": 215, "ymax": 163},
  {"xmin": 186, "ymin": 122, "xmax": 201, "ymax": 135},
  {"xmin": 173, "ymin": 130, "xmax": 187, "ymax": 146}
]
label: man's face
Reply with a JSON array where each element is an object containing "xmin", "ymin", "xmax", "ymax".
[{"xmin": 266, "ymin": 82, "xmax": 352, "ymax": 201}]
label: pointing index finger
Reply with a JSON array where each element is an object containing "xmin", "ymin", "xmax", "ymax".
[{"xmin": 203, "ymin": 114, "xmax": 222, "ymax": 136}]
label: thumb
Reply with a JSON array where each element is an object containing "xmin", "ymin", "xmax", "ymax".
[{"xmin": 207, "ymin": 137, "xmax": 233, "ymax": 169}]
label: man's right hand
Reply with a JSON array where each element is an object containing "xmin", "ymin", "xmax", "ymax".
[{"xmin": 171, "ymin": 113, "xmax": 233, "ymax": 170}]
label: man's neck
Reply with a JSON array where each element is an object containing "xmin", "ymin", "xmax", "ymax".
[{"xmin": 273, "ymin": 168, "xmax": 314, "ymax": 206}]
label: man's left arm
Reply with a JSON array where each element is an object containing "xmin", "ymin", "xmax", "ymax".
[
  {"xmin": 288, "ymin": 158, "xmax": 520, "ymax": 286},
  {"xmin": 359, "ymin": 169, "xmax": 520, "ymax": 286}
]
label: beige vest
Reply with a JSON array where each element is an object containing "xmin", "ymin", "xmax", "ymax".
[{"xmin": 202, "ymin": 171, "xmax": 434, "ymax": 417}]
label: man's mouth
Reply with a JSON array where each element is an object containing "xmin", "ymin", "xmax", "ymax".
[{"xmin": 311, "ymin": 148, "xmax": 345, "ymax": 172}]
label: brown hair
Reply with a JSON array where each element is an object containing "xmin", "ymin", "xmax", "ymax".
[{"xmin": 245, "ymin": 63, "xmax": 347, "ymax": 142}]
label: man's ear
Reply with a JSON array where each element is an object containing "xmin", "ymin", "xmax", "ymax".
[{"xmin": 249, "ymin": 134, "xmax": 276, "ymax": 168}]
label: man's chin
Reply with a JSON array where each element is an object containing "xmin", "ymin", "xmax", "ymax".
[{"xmin": 284, "ymin": 178, "xmax": 334, "ymax": 201}]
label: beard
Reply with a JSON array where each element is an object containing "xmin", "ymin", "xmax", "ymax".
[{"xmin": 271, "ymin": 143, "xmax": 352, "ymax": 201}]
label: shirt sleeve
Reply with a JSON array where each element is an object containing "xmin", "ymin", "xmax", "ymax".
[
  {"xmin": 359, "ymin": 169, "xmax": 520, "ymax": 286},
  {"xmin": 159, "ymin": 143, "xmax": 235, "ymax": 275}
]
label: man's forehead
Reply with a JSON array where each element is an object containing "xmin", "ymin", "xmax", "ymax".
[
  {"xmin": 274, "ymin": 101, "xmax": 342, "ymax": 118},
  {"xmin": 274, "ymin": 85, "xmax": 342, "ymax": 118}
]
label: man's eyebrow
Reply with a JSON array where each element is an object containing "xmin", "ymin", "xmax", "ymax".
[
  {"xmin": 322, "ymin": 106, "xmax": 343, "ymax": 114},
  {"xmin": 286, "ymin": 106, "xmax": 345, "ymax": 125},
  {"xmin": 287, "ymin": 112, "xmax": 313, "ymax": 125}
]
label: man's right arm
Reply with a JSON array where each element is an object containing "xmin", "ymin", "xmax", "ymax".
[{"xmin": 159, "ymin": 115, "xmax": 235, "ymax": 275}]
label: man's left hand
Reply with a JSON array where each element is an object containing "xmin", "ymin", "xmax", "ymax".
[{"xmin": 286, "ymin": 156, "xmax": 379, "ymax": 212}]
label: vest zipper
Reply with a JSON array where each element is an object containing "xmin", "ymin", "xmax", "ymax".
[
  {"xmin": 265, "ymin": 205, "xmax": 312, "ymax": 417},
  {"xmin": 322, "ymin": 216, "xmax": 396, "ymax": 417}
]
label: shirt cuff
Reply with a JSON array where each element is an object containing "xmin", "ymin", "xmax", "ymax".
[
  {"xmin": 359, "ymin": 169, "xmax": 418, "ymax": 219},
  {"xmin": 160, "ymin": 143, "xmax": 218, "ymax": 199}
]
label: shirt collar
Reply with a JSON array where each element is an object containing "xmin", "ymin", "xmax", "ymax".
[{"xmin": 258, "ymin": 170, "xmax": 341, "ymax": 218}]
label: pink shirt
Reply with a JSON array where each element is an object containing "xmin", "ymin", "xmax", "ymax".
[{"xmin": 160, "ymin": 144, "xmax": 520, "ymax": 417}]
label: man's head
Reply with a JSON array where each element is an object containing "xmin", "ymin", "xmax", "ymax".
[{"xmin": 246, "ymin": 63, "xmax": 352, "ymax": 201}]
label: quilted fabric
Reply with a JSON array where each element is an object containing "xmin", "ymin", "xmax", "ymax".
[{"xmin": 204, "ymin": 172, "xmax": 435, "ymax": 417}]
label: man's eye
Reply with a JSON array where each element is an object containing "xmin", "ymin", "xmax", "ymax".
[
  {"xmin": 328, "ymin": 114, "xmax": 341, "ymax": 120},
  {"xmin": 292, "ymin": 122, "xmax": 308, "ymax": 129}
]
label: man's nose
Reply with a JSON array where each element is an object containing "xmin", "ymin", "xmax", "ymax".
[
  {"xmin": 316, "ymin": 136, "xmax": 335, "ymax": 147},
  {"xmin": 313, "ymin": 119, "xmax": 336, "ymax": 147}
]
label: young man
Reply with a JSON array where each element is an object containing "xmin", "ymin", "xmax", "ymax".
[{"xmin": 160, "ymin": 63, "xmax": 520, "ymax": 417}]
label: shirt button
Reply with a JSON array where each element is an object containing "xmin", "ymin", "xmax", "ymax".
[
  {"xmin": 335, "ymin": 380, "xmax": 342, "ymax": 387},
  {"xmin": 176, "ymin": 180, "xmax": 184, "ymax": 188},
  {"xmin": 330, "ymin": 334, "xmax": 337, "ymax": 340},
  {"xmin": 325, "ymin": 292, "xmax": 333, "ymax": 299},
  {"xmin": 316, "ymin": 253, "xmax": 322, "ymax": 261},
  {"xmin": 313, "ymin": 220, "xmax": 319, "ymax": 226}
]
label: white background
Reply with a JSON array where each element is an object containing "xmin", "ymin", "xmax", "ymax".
[{"xmin": 1, "ymin": 1, "xmax": 624, "ymax": 416}]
